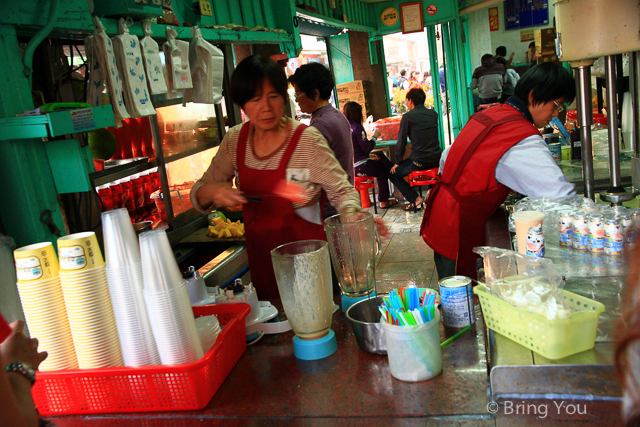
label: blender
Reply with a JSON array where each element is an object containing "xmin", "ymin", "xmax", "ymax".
[
  {"xmin": 324, "ymin": 212, "xmax": 381, "ymax": 312},
  {"xmin": 271, "ymin": 240, "xmax": 337, "ymax": 360}
]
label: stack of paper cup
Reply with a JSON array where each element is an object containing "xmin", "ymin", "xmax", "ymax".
[
  {"xmin": 57, "ymin": 232, "xmax": 123, "ymax": 369},
  {"xmin": 102, "ymin": 209, "xmax": 160, "ymax": 366},
  {"xmin": 140, "ymin": 229, "xmax": 203, "ymax": 364},
  {"xmin": 13, "ymin": 242, "xmax": 78, "ymax": 371}
]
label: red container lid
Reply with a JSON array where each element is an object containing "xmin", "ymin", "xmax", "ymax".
[{"xmin": 566, "ymin": 110, "xmax": 607, "ymax": 125}]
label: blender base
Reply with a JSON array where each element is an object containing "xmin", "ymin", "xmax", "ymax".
[
  {"xmin": 293, "ymin": 330, "xmax": 337, "ymax": 360},
  {"xmin": 341, "ymin": 291, "xmax": 377, "ymax": 313}
]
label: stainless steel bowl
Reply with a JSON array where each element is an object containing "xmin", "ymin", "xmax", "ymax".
[
  {"xmin": 133, "ymin": 221, "xmax": 153, "ymax": 235},
  {"xmin": 345, "ymin": 295, "xmax": 387, "ymax": 355}
]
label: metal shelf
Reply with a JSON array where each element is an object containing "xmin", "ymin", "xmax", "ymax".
[
  {"xmin": 0, "ymin": 105, "xmax": 115, "ymax": 141},
  {"xmin": 163, "ymin": 140, "xmax": 221, "ymax": 164},
  {"xmin": 90, "ymin": 158, "xmax": 155, "ymax": 187}
]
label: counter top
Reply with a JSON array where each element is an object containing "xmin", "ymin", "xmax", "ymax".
[{"xmin": 48, "ymin": 299, "xmax": 490, "ymax": 425}]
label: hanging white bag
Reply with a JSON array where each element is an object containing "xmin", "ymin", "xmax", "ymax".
[
  {"xmin": 85, "ymin": 35, "xmax": 105, "ymax": 107},
  {"xmin": 112, "ymin": 18, "xmax": 155, "ymax": 118},
  {"xmin": 163, "ymin": 27, "xmax": 192, "ymax": 91},
  {"xmin": 140, "ymin": 20, "xmax": 168, "ymax": 96},
  {"xmin": 91, "ymin": 16, "xmax": 130, "ymax": 123},
  {"xmin": 184, "ymin": 26, "xmax": 224, "ymax": 104}
]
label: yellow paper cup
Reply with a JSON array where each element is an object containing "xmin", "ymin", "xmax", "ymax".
[
  {"xmin": 57, "ymin": 232, "xmax": 104, "ymax": 271},
  {"xmin": 14, "ymin": 242, "xmax": 59, "ymax": 283}
]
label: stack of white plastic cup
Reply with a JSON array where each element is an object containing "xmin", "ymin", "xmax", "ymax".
[
  {"xmin": 102, "ymin": 209, "xmax": 160, "ymax": 367},
  {"xmin": 57, "ymin": 232, "xmax": 123, "ymax": 369},
  {"xmin": 13, "ymin": 242, "xmax": 78, "ymax": 371},
  {"xmin": 140, "ymin": 229, "xmax": 203, "ymax": 364},
  {"xmin": 194, "ymin": 315, "xmax": 222, "ymax": 352}
]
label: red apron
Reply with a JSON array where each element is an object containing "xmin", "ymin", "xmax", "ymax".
[
  {"xmin": 422, "ymin": 108, "xmax": 539, "ymax": 279},
  {"xmin": 237, "ymin": 122, "xmax": 327, "ymax": 300}
]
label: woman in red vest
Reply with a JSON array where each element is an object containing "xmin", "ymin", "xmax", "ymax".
[
  {"xmin": 190, "ymin": 56, "xmax": 386, "ymax": 300},
  {"xmin": 421, "ymin": 62, "xmax": 576, "ymax": 280}
]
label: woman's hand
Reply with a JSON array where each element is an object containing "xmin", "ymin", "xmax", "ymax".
[
  {"xmin": 373, "ymin": 128, "xmax": 381, "ymax": 139},
  {"xmin": 273, "ymin": 180, "xmax": 307, "ymax": 204},
  {"xmin": 1, "ymin": 321, "xmax": 47, "ymax": 369},
  {"xmin": 197, "ymin": 182, "xmax": 247, "ymax": 208},
  {"xmin": 369, "ymin": 153, "xmax": 380, "ymax": 161}
]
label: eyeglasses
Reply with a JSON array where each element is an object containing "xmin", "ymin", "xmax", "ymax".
[
  {"xmin": 553, "ymin": 100, "xmax": 565, "ymax": 113},
  {"xmin": 294, "ymin": 92, "xmax": 306, "ymax": 101}
]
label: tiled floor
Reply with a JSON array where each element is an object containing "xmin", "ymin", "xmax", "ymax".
[{"xmin": 363, "ymin": 199, "xmax": 439, "ymax": 294}]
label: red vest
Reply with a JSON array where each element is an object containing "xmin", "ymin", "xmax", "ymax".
[{"xmin": 421, "ymin": 104, "xmax": 540, "ymax": 279}]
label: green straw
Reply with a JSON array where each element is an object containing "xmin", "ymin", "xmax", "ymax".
[{"xmin": 440, "ymin": 325, "xmax": 472, "ymax": 348}]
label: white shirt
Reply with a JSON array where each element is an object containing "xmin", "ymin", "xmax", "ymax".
[{"xmin": 439, "ymin": 134, "xmax": 576, "ymax": 197}]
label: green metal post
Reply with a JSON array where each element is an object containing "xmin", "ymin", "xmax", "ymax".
[
  {"xmin": 0, "ymin": 25, "xmax": 65, "ymax": 247},
  {"xmin": 378, "ymin": 36, "xmax": 392, "ymax": 119},
  {"xmin": 426, "ymin": 26, "xmax": 445, "ymax": 151},
  {"xmin": 460, "ymin": 16, "xmax": 474, "ymax": 116},
  {"xmin": 441, "ymin": 22, "xmax": 462, "ymax": 138}
]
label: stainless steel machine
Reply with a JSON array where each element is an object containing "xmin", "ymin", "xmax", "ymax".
[{"xmin": 555, "ymin": 0, "xmax": 640, "ymax": 203}]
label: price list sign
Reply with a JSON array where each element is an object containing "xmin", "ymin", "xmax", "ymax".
[{"xmin": 504, "ymin": 0, "xmax": 548, "ymax": 31}]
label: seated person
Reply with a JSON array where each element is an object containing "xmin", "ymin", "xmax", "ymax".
[
  {"xmin": 342, "ymin": 101, "xmax": 396, "ymax": 209},
  {"xmin": 495, "ymin": 56, "xmax": 520, "ymax": 103},
  {"xmin": 389, "ymin": 88, "xmax": 442, "ymax": 211},
  {"xmin": 470, "ymin": 54, "xmax": 506, "ymax": 107}
]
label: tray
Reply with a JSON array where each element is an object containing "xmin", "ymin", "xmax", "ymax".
[
  {"xmin": 179, "ymin": 227, "xmax": 246, "ymax": 245},
  {"xmin": 474, "ymin": 284, "xmax": 604, "ymax": 360},
  {"xmin": 31, "ymin": 303, "xmax": 250, "ymax": 415}
]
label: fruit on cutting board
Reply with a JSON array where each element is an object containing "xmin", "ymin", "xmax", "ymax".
[{"xmin": 207, "ymin": 219, "xmax": 244, "ymax": 238}]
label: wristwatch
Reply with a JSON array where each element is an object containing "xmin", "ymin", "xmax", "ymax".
[{"xmin": 5, "ymin": 362, "xmax": 36, "ymax": 386}]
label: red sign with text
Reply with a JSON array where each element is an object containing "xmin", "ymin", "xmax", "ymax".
[{"xmin": 489, "ymin": 7, "xmax": 499, "ymax": 31}]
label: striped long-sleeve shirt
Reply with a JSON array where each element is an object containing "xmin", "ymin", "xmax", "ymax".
[{"xmin": 190, "ymin": 117, "xmax": 361, "ymax": 213}]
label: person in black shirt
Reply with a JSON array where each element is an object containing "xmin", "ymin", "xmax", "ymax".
[{"xmin": 389, "ymin": 88, "xmax": 442, "ymax": 210}]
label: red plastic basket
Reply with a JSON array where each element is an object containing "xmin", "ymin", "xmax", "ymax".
[{"xmin": 31, "ymin": 303, "xmax": 250, "ymax": 415}]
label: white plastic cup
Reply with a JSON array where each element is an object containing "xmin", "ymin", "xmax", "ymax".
[
  {"xmin": 381, "ymin": 310, "xmax": 443, "ymax": 382},
  {"xmin": 512, "ymin": 211, "xmax": 546, "ymax": 255},
  {"xmin": 139, "ymin": 229, "xmax": 183, "ymax": 291},
  {"xmin": 102, "ymin": 208, "xmax": 141, "ymax": 269},
  {"xmin": 143, "ymin": 284, "xmax": 203, "ymax": 365}
]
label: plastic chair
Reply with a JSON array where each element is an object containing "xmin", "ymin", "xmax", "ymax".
[
  {"xmin": 407, "ymin": 168, "xmax": 439, "ymax": 213},
  {"xmin": 354, "ymin": 176, "xmax": 377, "ymax": 214}
]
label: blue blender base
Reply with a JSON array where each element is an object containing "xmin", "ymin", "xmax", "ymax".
[
  {"xmin": 341, "ymin": 290, "xmax": 377, "ymax": 313},
  {"xmin": 293, "ymin": 330, "xmax": 337, "ymax": 360}
]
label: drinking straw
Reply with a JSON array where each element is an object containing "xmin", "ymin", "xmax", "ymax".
[{"xmin": 440, "ymin": 325, "xmax": 472, "ymax": 348}]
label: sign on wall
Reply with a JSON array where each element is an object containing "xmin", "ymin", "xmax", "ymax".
[
  {"xmin": 504, "ymin": 0, "xmax": 548, "ymax": 31},
  {"xmin": 400, "ymin": 2, "xmax": 424, "ymax": 34},
  {"xmin": 520, "ymin": 29, "xmax": 534, "ymax": 42},
  {"xmin": 381, "ymin": 7, "xmax": 399, "ymax": 27},
  {"xmin": 489, "ymin": 7, "xmax": 499, "ymax": 31}
]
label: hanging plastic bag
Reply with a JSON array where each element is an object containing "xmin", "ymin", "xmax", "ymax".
[
  {"xmin": 163, "ymin": 26, "xmax": 192, "ymax": 92},
  {"xmin": 184, "ymin": 27, "xmax": 224, "ymax": 104},
  {"xmin": 91, "ymin": 16, "xmax": 130, "ymax": 123},
  {"xmin": 112, "ymin": 18, "xmax": 155, "ymax": 118},
  {"xmin": 140, "ymin": 20, "xmax": 168, "ymax": 96},
  {"xmin": 85, "ymin": 36, "xmax": 105, "ymax": 107},
  {"xmin": 474, "ymin": 246, "xmax": 572, "ymax": 320}
]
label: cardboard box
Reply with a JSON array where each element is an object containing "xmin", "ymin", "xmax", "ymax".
[
  {"xmin": 338, "ymin": 91, "xmax": 367, "ymax": 104},
  {"xmin": 535, "ymin": 27, "xmax": 557, "ymax": 55},
  {"xmin": 536, "ymin": 53, "xmax": 559, "ymax": 64},
  {"xmin": 336, "ymin": 80, "xmax": 366, "ymax": 95}
]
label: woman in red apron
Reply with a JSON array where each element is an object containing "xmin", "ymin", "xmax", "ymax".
[{"xmin": 191, "ymin": 55, "xmax": 362, "ymax": 299}]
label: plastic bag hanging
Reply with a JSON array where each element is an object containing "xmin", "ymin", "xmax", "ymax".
[
  {"xmin": 140, "ymin": 20, "xmax": 168, "ymax": 96},
  {"xmin": 163, "ymin": 27, "xmax": 192, "ymax": 92},
  {"xmin": 112, "ymin": 18, "xmax": 156, "ymax": 118},
  {"xmin": 184, "ymin": 27, "xmax": 224, "ymax": 104},
  {"xmin": 91, "ymin": 16, "xmax": 130, "ymax": 123},
  {"xmin": 85, "ymin": 35, "xmax": 105, "ymax": 107}
]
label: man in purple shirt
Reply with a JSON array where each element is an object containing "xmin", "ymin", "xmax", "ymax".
[{"xmin": 289, "ymin": 63, "xmax": 354, "ymax": 218}]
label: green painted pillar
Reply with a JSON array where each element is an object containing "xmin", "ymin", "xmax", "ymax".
[
  {"xmin": 0, "ymin": 25, "xmax": 64, "ymax": 247},
  {"xmin": 426, "ymin": 26, "xmax": 445, "ymax": 151}
]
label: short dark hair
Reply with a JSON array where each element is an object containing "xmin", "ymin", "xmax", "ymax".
[
  {"xmin": 495, "ymin": 56, "xmax": 508, "ymax": 68},
  {"xmin": 342, "ymin": 101, "xmax": 363, "ymax": 124},
  {"xmin": 406, "ymin": 87, "xmax": 426, "ymax": 105},
  {"xmin": 514, "ymin": 62, "xmax": 576, "ymax": 107},
  {"xmin": 230, "ymin": 55, "xmax": 288, "ymax": 107},
  {"xmin": 288, "ymin": 62, "xmax": 334, "ymax": 101},
  {"xmin": 528, "ymin": 41, "xmax": 536, "ymax": 49},
  {"xmin": 496, "ymin": 46, "xmax": 507, "ymax": 57},
  {"xmin": 400, "ymin": 69, "xmax": 406, "ymax": 76}
]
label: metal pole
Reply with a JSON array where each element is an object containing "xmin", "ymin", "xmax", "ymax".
[
  {"xmin": 604, "ymin": 55, "xmax": 623, "ymax": 189},
  {"xmin": 575, "ymin": 66, "xmax": 595, "ymax": 200},
  {"xmin": 149, "ymin": 114, "xmax": 174, "ymax": 228},
  {"xmin": 634, "ymin": 52, "xmax": 640, "ymax": 157}
]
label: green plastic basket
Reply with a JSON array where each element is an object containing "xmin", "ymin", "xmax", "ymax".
[{"xmin": 474, "ymin": 284, "xmax": 605, "ymax": 360}]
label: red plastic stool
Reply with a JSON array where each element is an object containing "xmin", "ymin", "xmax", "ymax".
[
  {"xmin": 408, "ymin": 168, "xmax": 439, "ymax": 212},
  {"xmin": 354, "ymin": 176, "xmax": 377, "ymax": 214}
]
